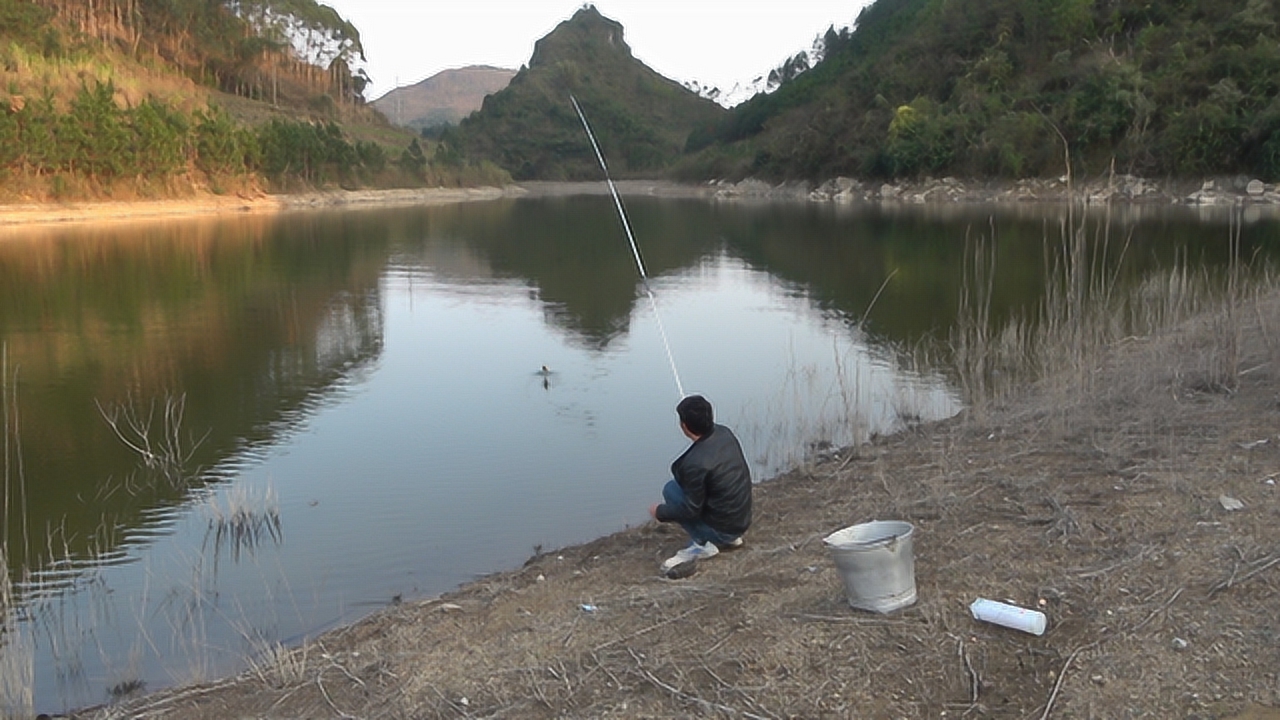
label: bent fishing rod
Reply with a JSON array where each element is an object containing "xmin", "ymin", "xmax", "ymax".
[{"xmin": 570, "ymin": 95, "xmax": 687, "ymax": 399}]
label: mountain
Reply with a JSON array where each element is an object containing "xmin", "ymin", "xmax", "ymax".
[
  {"xmin": 372, "ymin": 66, "xmax": 516, "ymax": 130},
  {"xmin": 445, "ymin": 6, "xmax": 726, "ymax": 180},
  {"xmin": 693, "ymin": 0, "xmax": 1280, "ymax": 183}
]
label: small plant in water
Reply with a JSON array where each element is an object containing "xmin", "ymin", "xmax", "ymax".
[
  {"xmin": 108, "ymin": 678, "xmax": 145, "ymax": 700},
  {"xmin": 96, "ymin": 392, "xmax": 210, "ymax": 488},
  {"xmin": 2, "ymin": 344, "xmax": 36, "ymax": 719},
  {"xmin": 0, "ymin": 555, "xmax": 36, "ymax": 719},
  {"xmin": 202, "ymin": 482, "xmax": 283, "ymax": 564}
]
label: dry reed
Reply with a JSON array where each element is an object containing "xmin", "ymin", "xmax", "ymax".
[
  {"xmin": 950, "ymin": 203, "xmax": 1256, "ymax": 424},
  {"xmin": 1, "ymin": 343, "xmax": 35, "ymax": 719}
]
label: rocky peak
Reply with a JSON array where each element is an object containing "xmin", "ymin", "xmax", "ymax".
[{"xmin": 528, "ymin": 5, "xmax": 632, "ymax": 68}]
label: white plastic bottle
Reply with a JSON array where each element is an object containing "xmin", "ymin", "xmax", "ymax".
[{"xmin": 969, "ymin": 598, "xmax": 1047, "ymax": 635}]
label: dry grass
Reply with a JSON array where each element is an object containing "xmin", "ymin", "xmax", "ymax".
[
  {"xmin": 949, "ymin": 204, "xmax": 1255, "ymax": 426},
  {"xmin": 0, "ymin": 555, "xmax": 35, "ymax": 720},
  {"xmin": 77, "ymin": 244, "xmax": 1280, "ymax": 718},
  {"xmin": 0, "ymin": 164, "xmax": 264, "ymax": 206},
  {"xmin": 200, "ymin": 483, "xmax": 282, "ymax": 565},
  {"xmin": 1, "ymin": 344, "xmax": 35, "ymax": 720},
  {"xmin": 0, "ymin": 41, "xmax": 207, "ymax": 114},
  {"xmin": 96, "ymin": 393, "xmax": 209, "ymax": 489}
]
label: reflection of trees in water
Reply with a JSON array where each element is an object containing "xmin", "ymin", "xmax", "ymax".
[
  {"xmin": 314, "ymin": 292, "xmax": 382, "ymax": 371},
  {"xmin": 386, "ymin": 196, "xmax": 721, "ymax": 351},
  {"xmin": 723, "ymin": 202, "xmax": 1280, "ymax": 342},
  {"xmin": 0, "ymin": 214, "xmax": 388, "ymax": 589},
  {"xmin": 390, "ymin": 197, "xmax": 1269, "ymax": 353}
]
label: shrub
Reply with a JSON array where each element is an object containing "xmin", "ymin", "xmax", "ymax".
[
  {"xmin": 130, "ymin": 98, "xmax": 189, "ymax": 176},
  {"xmin": 194, "ymin": 106, "xmax": 248, "ymax": 176}
]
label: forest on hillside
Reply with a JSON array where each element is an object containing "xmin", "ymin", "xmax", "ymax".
[
  {"xmin": 9, "ymin": 0, "xmax": 1279, "ymax": 195},
  {"xmin": 0, "ymin": 0, "xmax": 501, "ymax": 199},
  {"xmin": 687, "ymin": 0, "xmax": 1280, "ymax": 183},
  {"xmin": 11, "ymin": 0, "xmax": 368, "ymax": 110}
]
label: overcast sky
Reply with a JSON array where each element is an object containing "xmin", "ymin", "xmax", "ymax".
[{"xmin": 321, "ymin": 1, "xmax": 873, "ymax": 103}]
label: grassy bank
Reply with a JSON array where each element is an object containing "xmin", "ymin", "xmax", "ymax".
[{"xmin": 61, "ymin": 208, "xmax": 1280, "ymax": 718}]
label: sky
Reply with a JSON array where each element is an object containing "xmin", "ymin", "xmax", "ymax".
[{"xmin": 321, "ymin": 1, "xmax": 873, "ymax": 104}]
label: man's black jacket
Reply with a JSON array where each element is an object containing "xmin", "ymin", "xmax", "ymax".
[{"xmin": 656, "ymin": 423, "xmax": 752, "ymax": 536}]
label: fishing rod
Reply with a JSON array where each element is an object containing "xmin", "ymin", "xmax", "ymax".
[{"xmin": 570, "ymin": 95, "xmax": 687, "ymax": 399}]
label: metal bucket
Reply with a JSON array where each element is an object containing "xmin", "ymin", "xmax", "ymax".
[{"xmin": 823, "ymin": 521, "xmax": 916, "ymax": 613}]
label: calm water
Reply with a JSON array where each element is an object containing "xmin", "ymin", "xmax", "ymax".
[{"xmin": 2, "ymin": 196, "xmax": 1276, "ymax": 712}]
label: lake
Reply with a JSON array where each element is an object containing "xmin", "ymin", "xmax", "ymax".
[{"xmin": 1, "ymin": 195, "xmax": 1275, "ymax": 712}]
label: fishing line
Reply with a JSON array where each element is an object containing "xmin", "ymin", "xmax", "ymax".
[{"xmin": 570, "ymin": 95, "xmax": 687, "ymax": 399}]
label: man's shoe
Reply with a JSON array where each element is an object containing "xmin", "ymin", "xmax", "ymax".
[
  {"xmin": 663, "ymin": 559, "xmax": 698, "ymax": 579},
  {"xmin": 660, "ymin": 541, "xmax": 719, "ymax": 573},
  {"xmin": 716, "ymin": 537, "xmax": 744, "ymax": 551}
]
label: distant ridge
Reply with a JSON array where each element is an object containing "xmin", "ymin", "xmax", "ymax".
[
  {"xmin": 446, "ymin": 6, "xmax": 725, "ymax": 180},
  {"xmin": 373, "ymin": 66, "xmax": 516, "ymax": 130}
]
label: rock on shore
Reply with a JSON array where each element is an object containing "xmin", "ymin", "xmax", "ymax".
[{"xmin": 710, "ymin": 174, "xmax": 1280, "ymax": 206}]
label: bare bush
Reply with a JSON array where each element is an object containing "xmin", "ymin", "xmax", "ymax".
[{"xmin": 96, "ymin": 393, "xmax": 209, "ymax": 488}]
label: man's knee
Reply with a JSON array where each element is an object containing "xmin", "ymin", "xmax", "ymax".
[{"xmin": 661, "ymin": 479, "xmax": 683, "ymax": 505}]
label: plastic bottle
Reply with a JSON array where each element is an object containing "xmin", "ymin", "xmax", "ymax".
[{"xmin": 969, "ymin": 598, "xmax": 1047, "ymax": 635}]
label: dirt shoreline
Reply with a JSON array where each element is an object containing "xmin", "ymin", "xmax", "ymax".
[
  {"xmin": 0, "ymin": 186, "xmax": 535, "ymax": 229},
  {"xmin": 0, "ymin": 182, "xmax": 729, "ymax": 230},
  {"xmin": 71, "ymin": 289, "xmax": 1280, "ymax": 715},
  {"xmin": 7, "ymin": 174, "xmax": 1280, "ymax": 234}
]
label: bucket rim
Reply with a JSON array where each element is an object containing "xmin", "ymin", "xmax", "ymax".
[{"xmin": 823, "ymin": 520, "xmax": 915, "ymax": 549}]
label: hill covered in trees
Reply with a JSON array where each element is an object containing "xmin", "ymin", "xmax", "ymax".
[
  {"xmin": 13, "ymin": 0, "xmax": 1275, "ymax": 197},
  {"xmin": 442, "ymin": 6, "xmax": 725, "ymax": 181},
  {"xmin": 684, "ymin": 0, "xmax": 1280, "ymax": 183},
  {"xmin": 0, "ymin": 0, "xmax": 501, "ymax": 201}
]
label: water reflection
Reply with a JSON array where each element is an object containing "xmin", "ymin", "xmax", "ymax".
[
  {"xmin": 383, "ymin": 197, "xmax": 722, "ymax": 349},
  {"xmin": 0, "ymin": 214, "xmax": 386, "ymax": 587}
]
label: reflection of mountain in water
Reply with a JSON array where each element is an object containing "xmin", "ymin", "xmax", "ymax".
[
  {"xmin": 385, "ymin": 196, "xmax": 1280, "ymax": 359},
  {"xmin": 381, "ymin": 197, "xmax": 719, "ymax": 351},
  {"xmin": 0, "ymin": 214, "xmax": 389, "ymax": 588}
]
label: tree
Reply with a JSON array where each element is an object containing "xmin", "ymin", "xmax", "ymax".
[
  {"xmin": 398, "ymin": 138, "xmax": 427, "ymax": 179},
  {"xmin": 17, "ymin": 93, "xmax": 62, "ymax": 174},
  {"xmin": 0, "ymin": 104, "xmax": 18, "ymax": 168},
  {"xmin": 195, "ymin": 106, "xmax": 249, "ymax": 176},
  {"xmin": 130, "ymin": 98, "xmax": 189, "ymax": 176},
  {"xmin": 61, "ymin": 81, "xmax": 130, "ymax": 177}
]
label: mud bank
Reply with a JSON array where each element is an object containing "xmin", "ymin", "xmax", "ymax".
[
  {"xmin": 0, "ymin": 186, "xmax": 525, "ymax": 230},
  {"xmin": 6, "ymin": 173, "xmax": 1276, "ymax": 234}
]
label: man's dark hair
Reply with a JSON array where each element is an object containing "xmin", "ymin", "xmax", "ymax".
[{"xmin": 677, "ymin": 395, "xmax": 715, "ymax": 437}]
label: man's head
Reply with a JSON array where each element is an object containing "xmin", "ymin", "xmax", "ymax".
[{"xmin": 676, "ymin": 395, "xmax": 714, "ymax": 438}]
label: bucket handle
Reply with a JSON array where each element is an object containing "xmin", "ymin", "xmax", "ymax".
[
  {"xmin": 857, "ymin": 534, "xmax": 900, "ymax": 551},
  {"xmin": 827, "ymin": 533, "xmax": 900, "ymax": 551}
]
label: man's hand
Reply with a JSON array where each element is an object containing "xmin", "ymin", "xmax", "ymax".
[{"xmin": 648, "ymin": 503, "xmax": 660, "ymax": 520}]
